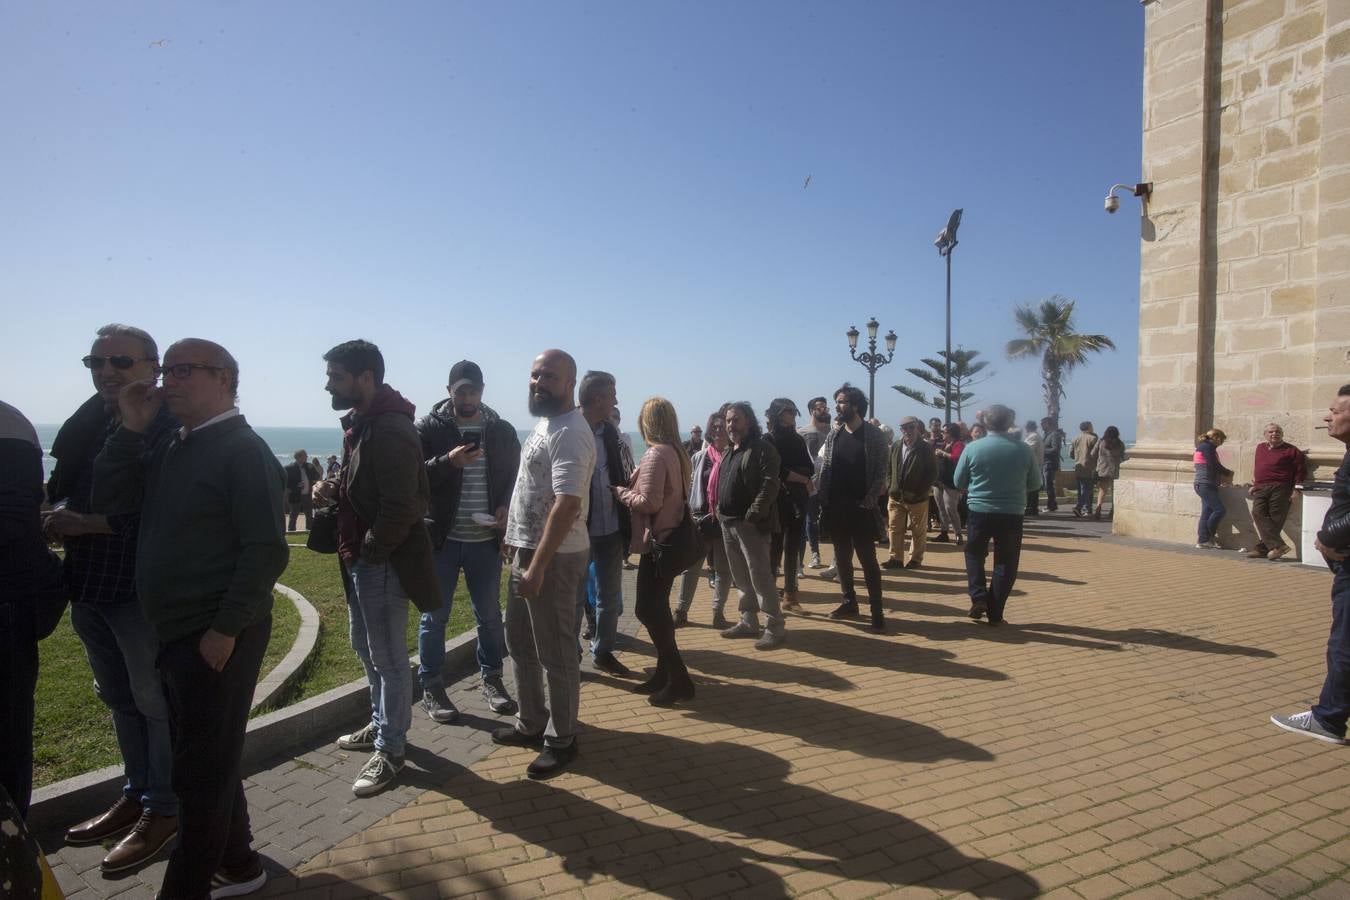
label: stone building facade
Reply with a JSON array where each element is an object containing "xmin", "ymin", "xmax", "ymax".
[{"xmin": 1117, "ymin": 0, "xmax": 1350, "ymax": 550}]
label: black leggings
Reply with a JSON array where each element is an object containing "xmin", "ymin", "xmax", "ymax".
[
  {"xmin": 829, "ymin": 509, "xmax": 883, "ymax": 614},
  {"xmin": 636, "ymin": 554, "xmax": 688, "ymax": 680}
]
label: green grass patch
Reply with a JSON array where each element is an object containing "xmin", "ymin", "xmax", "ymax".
[{"xmin": 34, "ymin": 590, "xmax": 301, "ymax": 788}]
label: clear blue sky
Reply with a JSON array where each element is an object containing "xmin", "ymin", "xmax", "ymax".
[{"xmin": 4, "ymin": 2, "xmax": 1145, "ymax": 437}]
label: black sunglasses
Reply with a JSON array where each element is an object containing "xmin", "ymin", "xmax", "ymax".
[
  {"xmin": 155, "ymin": 363, "xmax": 223, "ymax": 379},
  {"xmin": 83, "ymin": 355, "xmax": 153, "ymax": 370}
]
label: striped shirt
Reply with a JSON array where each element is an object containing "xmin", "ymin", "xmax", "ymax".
[{"xmin": 448, "ymin": 422, "xmax": 493, "ymax": 542}]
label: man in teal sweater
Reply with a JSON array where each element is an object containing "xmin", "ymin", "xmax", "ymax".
[
  {"xmin": 94, "ymin": 338, "xmax": 287, "ymax": 900},
  {"xmin": 953, "ymin": 404, "xmax": 1041, "ymax": 626}
]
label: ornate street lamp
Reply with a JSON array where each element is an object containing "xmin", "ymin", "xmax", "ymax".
[
  {"xmin": 847, "ymin": 317, "xmax": 897, "ymax": 417},
  {"xmin": 934, "ymin": 208, "xmax": 963, "ymax": 424}
]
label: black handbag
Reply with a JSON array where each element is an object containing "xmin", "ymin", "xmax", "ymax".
[
  {"xmin": 306, "ymin": 503, "xmax": 340, "ymax": 554},
  {"xmin": 652, "ymin": 501, "xmax": 700, "ymax": 579}
]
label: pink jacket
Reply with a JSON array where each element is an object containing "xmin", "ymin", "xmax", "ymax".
[{"xmin": 616, "ymin": 444, "xmax": 686, "ymax": 554}]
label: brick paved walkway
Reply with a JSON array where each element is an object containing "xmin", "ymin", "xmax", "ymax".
[{"xmin": 48, "ymin": 515, "xmax": 1350, "ymax": 898}]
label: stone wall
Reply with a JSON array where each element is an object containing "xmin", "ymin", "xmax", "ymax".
[{"xmin": 1120, "ymin": 0, "xmax": 1350, "ymax": 550}]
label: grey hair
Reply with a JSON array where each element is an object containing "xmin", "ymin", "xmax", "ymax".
[
  {"xmin": 985, "ymin": 404, "xmax": 1016, "ymax": 433},
  {"xmin": 217, "ymin": 345, "xmax": 241, "ymax": 400},
  {"xmin": 95, "ymin": 323, "xmax": 158, "ymax": 360},
  {"xmin": 578, "ymin": 370, "xmax": 616, "ymax": 407}
]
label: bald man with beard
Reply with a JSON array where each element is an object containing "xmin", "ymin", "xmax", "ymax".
[{"xmin": 495, "ymin": 349, "xmax": 596, "ymax": 780}]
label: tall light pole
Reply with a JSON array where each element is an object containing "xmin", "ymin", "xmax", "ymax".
[
  {"xmin": 934, "ymin": 208, "xmax": 963, "ymax": 424},
  {"xmin": 846, "ymin": 318, "xmax": 897, "ymax": 418}
]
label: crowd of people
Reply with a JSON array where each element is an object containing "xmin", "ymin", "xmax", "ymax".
[{"xmin": 2, "ymin": 323, "xmax": 1349, "ymax": 900}]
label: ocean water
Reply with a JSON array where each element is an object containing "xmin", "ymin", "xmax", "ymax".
[{"xmin": 35, "ymin": 423, "xmax": 647, "ymax": 481}]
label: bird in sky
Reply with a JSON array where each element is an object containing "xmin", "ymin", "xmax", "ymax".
[
  {"xmin": 149, "ymin": 39, "xmax": 169, "ymax": 48},
  {"xmin": 803, "ymin": 175, "xmax": 811, "ymax": 189}
]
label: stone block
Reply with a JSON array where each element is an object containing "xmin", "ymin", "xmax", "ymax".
[
  {"xmin": 1217, "ymin": 289, "xmax": 1268, "ymax": 321},
  {"xmin": 1327, "ymin": 58, "xmax": 1350, "ymax": 99},
  {"xmin": 1145, "ymin": 327, "xmax": 1198, "ymax": 357},
  {"xmin": 1240, "ymin": 67, "xmax": 1264, "ymax": 97},
  {"xmin": 1270, "ymin": 282, "xmax": 1317, "ymax": 313},
  {"xmin": 1233, "ymin": 129, "xmax": 1266, "ymax": 162},
  {"xmin": 1140, "ymin": 358, "xmax": 1182, "ymax": 384},
  {"xmin": 1263, "ymin": 122, "xmax": 1293, "ymax": 150},
  {"xmin": 1140, "ymin": 299, "xmax": 1184, "ymax": 329},
  {"xmin": 1290, "ymin": 246, "xmax": 1318, "ymax": 278},
  {"xmin": 1147, "ymin": 0, "xmax": 1208, "ymax": 44},
  {"xmin": 1145, "ymin": 112, "xmax": 1205, "ymax": 160},
  {"xmin": 1260, "ymin": 219, "xmax": 1301, "ymax": 251},
  {"xmin": 1152, "ymin": 85, "xmax": 1205, "ymax": 128},
  {"xmin": 1289, "ymin": 80, "xmax": 1323, "ymax": 112},
  {"xmin": 1288, "ymin": 310, "xmax": 1317, "ymax": 344},
  {"xmin": 1242, "ymin": 92, "xmax": 1282, "ymax": 131},
  {"xmin": 1313, "ymin": 305, "xmax": 1350, "ymax": 338},
  {"xmin": 1154, "ymin": 22, "xmax": 1207, "ymax": 63},
  {"xmin": 1256, "ymin": 148, "xmax": 1320, "ymax": 187},
  {"xmin": 1330, "ymin": 24, "xmax": 1350, "ymax": 61},
  {"xmin": 1151, "ymin": 265, "xmax": 1200, "ymax": 300},
  {"xmin": 1148, "ymin": 54, "xmax": 1207, "ymax": 103},
  {"xmin": 1228, "ymin": 255, "xmax": 1289, "ymax": 288},
  {"xmin": 1218, "ymin": 226, "xmax": 1259, "ymax": 259},
  {"xmin": 1296, "ymin": 111, "xmax": 1321, "ymax": 144},
  {"xmin": 1318, "ymin": 170, "xmax": 1350, "ymax": 203},
  {"xmin": 1224, "ymin": 0, "xmax": 1287, "ymax": 42},
  {"xmin": 1236, "ymin": 187, "xmax": 1293, "ymax": 221},
  {"xmin": 1152, "ymin": 141, "xmax": 1206, "ymax": 181},
  {"xmin": 1226, "ymin": 321, "xmax": 1287, "ymax": 353},
  {"xmin": 1148, "ymin": 385, "xmax": 1197, "ymax": 413},
  {"xmin": 1256, "ymin": 350, "xmax": 1310, "ymax": 379},
  {"xmin": 1277, "ymin": 11, "xmax": 1326, "ymax": 51},
  {"xmin": 1214, "ymin": 352, "xmax": 1257, "ymax": 381},
  {"xmin": 1266, "ymin": 55, "xmax": 1296, "ymax": 85},
  {"xmin": 1296, "ymin": 179, "xmax": 1320, "ymax": 212},
  {"xmin": 1316, "ymin": 273, "xmax": 1350, "ymax": 305}
]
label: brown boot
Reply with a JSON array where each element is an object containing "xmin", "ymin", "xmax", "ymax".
[
  {"xmin": 100, "ymin": 809, "xmax": 179, "ymax": 873},
  {"xmin": 65, "ymin": 796, "xmax": 143, "ymax": 846}
]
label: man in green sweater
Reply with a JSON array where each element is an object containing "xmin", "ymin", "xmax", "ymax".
[
  {"xmin": 94, "ymin": 338, "xmax": 287, "ymax": 900},
  {"xmin": 953, "ymin": 404, "xmax": 1041, "ymax": 627}
]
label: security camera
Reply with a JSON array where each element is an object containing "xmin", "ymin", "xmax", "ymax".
[
  {"xmin": 1104, "ymin": 182, "xmax": 1151, "ymax": 215},
  {"xmin": 1105, "ymin": 193, "xmax": 1120, "ymax": 214}
]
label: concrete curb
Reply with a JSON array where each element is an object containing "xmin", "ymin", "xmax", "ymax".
[
  {"xmin": 27, "ymin": 623, "xmax": 481, "ymax": 833},
  {"xmin": 251, "ymin": 584, "xmax": 321, "ymax": 712}
]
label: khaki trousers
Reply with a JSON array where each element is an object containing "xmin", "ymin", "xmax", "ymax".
[{"xmin": 887, "ymin": 497, "xmax": 928, "ymax": 563}]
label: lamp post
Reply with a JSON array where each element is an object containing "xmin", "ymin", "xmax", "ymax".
[
  {"xmin": 934, "ymin": 208, "xmax": 963, "ymax": 424},
  {"xmin": 846, "ymin": 318, "xmax": 898, "ymax": 418}
]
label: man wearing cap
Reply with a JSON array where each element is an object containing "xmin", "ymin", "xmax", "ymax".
[
  {"xmin": 883, "ymin": 416, "xmax": 938, "ymax": 570},
  {"xmin": 764, "ymin": 399, "xmax": 813, "ymax": 610},
  {"xmin": 416, "ymin": 360, "xmax": 522, "ymax": 720}
]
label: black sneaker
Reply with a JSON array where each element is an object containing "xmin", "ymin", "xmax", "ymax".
[
  {"xmin": 526, "ymin": 741, "xmax": 579, "ymax": 780},
  {"xmin": 969, "ymin": 599, "xmax": 988, "ymax": 620},
  {"xmin": 492, "ymin": 726, "xmax": 545, "ymax": 749},
  {"xmin": 210, "ymin": 855, "xmax": 266, "ymax": 898},
  {"xmin": 421, "ymin": 687, "xmax": 460, "ymax": 724},
  {"xmin": 828, "ymin": 600, "xmax": 860, "ymax": 620},
  {"xmin": 593, "ymin": 652, "xmax": 632, "ymax": 677},
  {"xmin": 881, "ymin": 558, "xmax": 903, "ymax": 570}
]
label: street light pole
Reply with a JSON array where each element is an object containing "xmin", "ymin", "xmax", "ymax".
[
  {"xmin": 846, "ymin": 318, "xmax": 898, "ymax": 418},
  {"xmin": 934, "ymin": 208, "xmax": 963, "ymax": 424}
]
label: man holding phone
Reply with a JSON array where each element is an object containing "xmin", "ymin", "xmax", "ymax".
[{"xmin": 416, "ymin": 360, "xmax": 522, "ymax": 720}]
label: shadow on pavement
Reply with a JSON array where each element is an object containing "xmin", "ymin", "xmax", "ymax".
[
  {"xmin": 391, "ymin": 729, "xmax": 1039, "ymax": 899},
  {"xmin": 620, "ymin": 635, "xmax": 857, "ymax": 691},
  {"xmin": 782, "ymin": 626, "xmax": 1010, "ymax": 683}
]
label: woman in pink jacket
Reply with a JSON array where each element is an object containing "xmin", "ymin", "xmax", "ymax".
[{"xmin": 614, "ymin": 397, "xmax": 696, "ymax": 706}]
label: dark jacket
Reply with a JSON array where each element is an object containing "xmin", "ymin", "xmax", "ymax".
[
  {"xmin": 284, "ymin": 461, "xmax": 316, "ymax": 503},
  {"xmin": 587, "ymin": 420, "xmax": 634, "ymax": 547},
  {"xmin": 1, "ymin": 402, "xmax": 64, "ymax": 617},
  {"xmin": 817, "ymin": 420, "xmax": 889, "ymax": 541},
  {"xmin": 716, "ymin": 436, "xmax": 780, "ymax": 528},
  {"xmin": 338, "ymin": 386, "xmax": 440, "ymax": 613},
  {"xmin": 766, "ymin": 425, "xmax": 812, "ymax": 530},
  {"xmin": 1318, "ymin": 448, "xmax": 1350, "ymax": 553},
  {"xmin": 416, "ymin": 399, "xmax": 521, "ymax": 549},
  {"xmin": 887, "ymin": 437, "xmax": 938, "ymax": 503}
]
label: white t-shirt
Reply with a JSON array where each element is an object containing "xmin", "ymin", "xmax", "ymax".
[{"xmin": 506, "ymin": 407, "xmax": 596, "ymax": 553}]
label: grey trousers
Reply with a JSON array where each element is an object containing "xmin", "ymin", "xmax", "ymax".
[
  {"xmin": 721, "ymin": 519, "xmax": 784, "ymax": 634},
  {"xmin": 677, "ymin": 533, "xmax": 733, "ymax": 613},
  {"xmin": 505, "ymin": 548, "xmax": 588, "ymax": 748}
]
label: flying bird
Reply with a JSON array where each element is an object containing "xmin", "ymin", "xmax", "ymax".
[
  {"xmin": 149, "ymin": 39, "xmax": 169, "ymax": 48},
  {"xmin": 803, "ymin": 175, "xmax": 811, "ymax": 189}
]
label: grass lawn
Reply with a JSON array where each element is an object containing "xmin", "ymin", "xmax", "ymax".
[{"xmin": 34, "ymin": 590, "xmax": 301, "ymax": 788}]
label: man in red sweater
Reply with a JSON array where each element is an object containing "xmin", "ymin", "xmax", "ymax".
[{"xmin": 1247, "ymin": 423, "xmax": 1308, "ymax": 560}]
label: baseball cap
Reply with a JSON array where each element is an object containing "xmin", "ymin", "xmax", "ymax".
[{"xmin": 448, "ymin": 360, "xmax": 484, "ymax": 394}]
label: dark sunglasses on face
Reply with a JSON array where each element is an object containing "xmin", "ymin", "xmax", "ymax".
[
  {"xmin": 83, "ymin": 355, "xmax": 153, "ymax": 370},
  {"xmin": 155, "ymin": 363, "xmax": 221, "ymax": 379}
]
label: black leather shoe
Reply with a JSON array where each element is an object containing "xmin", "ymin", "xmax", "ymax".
[
  {"xmin": 491, "ymin": 726, "xmax": 545, "ymax": 749},
  {"xmin": 969, "ymin": 599, "xmax": 988, "ymax": 620},
  {"xmin": 649, "ymin": 678, "xmax": 695, "ymax": 707},
  {"xmin": 527, "ymin": 741, "xmax": 578, "ymax": 780},
  {"xmin": 869, "ymin": 614, "xmax": 886, "ymax": 634},
  {"xmin": 828, "ymin": 601, "xmax": 860, "ymax": 620},
  {"xmin": 66, "ymin": 796, "xmax": 143, "ymax": 846},
  {"xmin": 881, "ymin": 558, "xmax": 903, "ymax": 570},
  {"xmin": 593, "ymin": 652, "xmax": 632, "ymax": 677}
]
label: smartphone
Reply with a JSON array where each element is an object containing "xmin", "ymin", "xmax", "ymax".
[{"xmin": 462, "ymin": 435, "xmax": 481, "ymax": 452}]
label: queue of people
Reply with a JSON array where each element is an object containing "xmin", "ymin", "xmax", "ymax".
[{"xmin": 6, "ymin": 322, "xmax": 1348, "ymax": 900}]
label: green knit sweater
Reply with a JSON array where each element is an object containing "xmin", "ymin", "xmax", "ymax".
[{"xmin": 93, "ymin": 415, "xmax": 288, "ymax": 643}]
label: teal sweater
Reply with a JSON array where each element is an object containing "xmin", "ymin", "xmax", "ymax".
[
  {"xmin": 93, "ymin": 416, "xmax": 288, "ymax": 642},
  {"xmin": 953, "ymin": 433, "xmax": 1042, "ymax": 514}
]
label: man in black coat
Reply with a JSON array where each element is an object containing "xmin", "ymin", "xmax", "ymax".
[{"xmin": 284, "ymin": 449, "xmax": 317, "ymax": 532}]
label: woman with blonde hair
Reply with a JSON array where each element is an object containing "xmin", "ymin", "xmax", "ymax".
[
  {"xmin": 1194, "ymin": 427, "xmax": 1233, "ymax": 549},
  {"xmin": 614, "ymin": 397, "xmax": 696, "ymax": 706}
]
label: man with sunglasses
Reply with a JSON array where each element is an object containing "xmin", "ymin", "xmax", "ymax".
[
  {"xmin": 94, "ymin": 338, "xmax": 288, "ymax": 900},
  {"xmin": 45, "ymin": 324, "xmax": 179, "ymax": 874}
]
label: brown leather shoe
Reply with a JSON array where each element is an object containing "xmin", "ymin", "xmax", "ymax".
[
  {"xmin": 100, "ymin": 810, "xmax": 178, "ymax": 873},
  {"xmin": 65, "ymin": 796, "xmax": 143, "ymax": 846}
]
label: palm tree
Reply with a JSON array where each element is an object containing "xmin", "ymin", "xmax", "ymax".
[
  {"xmin": 893, "ymin": 348, "xmax": 992, "ymax": 421},
  {"xmin": 1005, "ymin": 295, "xmax": 1116, "ymax": 425}
]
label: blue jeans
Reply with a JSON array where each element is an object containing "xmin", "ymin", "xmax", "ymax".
[
  {"xmin": 418, "ymin": 539, "xmax": 505, "ymax": 688},
  {"xmin": 71, "ymin": 601, "xmax": 176, "ymax": 815},
  {"xmin": 964, "ymin": 512, "xmax": 1024, "ymax": 623},
  {"xmin": 1194, "ymin": 483, "xmax": 1226, "ymax": 543},
  {"xmin": 1075, "ymin": 476, "xmax": 1095, "ymax": 512},
  {"xmin": 804, "ymin": 496, "xmax": 823, "ymax": 555},
  {"xmin": 1313, "ymin": 563, "xmax": 1350, "ymax": 736},
  {"xmin": 1043, "ymin": 463, "xmax": 1059, "ymax": 510},
  {"xmin": 345, "ymin": 560, "xmax": 412, "ymax": 757},
  {"xmin": 575, "ymin": 531, "xmax": 624, "ymax": 657}
]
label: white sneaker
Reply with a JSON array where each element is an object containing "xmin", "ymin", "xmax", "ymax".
[
  {"xmin": 821, "ymin": 565, "xmax": 837, "ymax": 581},
  {"xmin": 353, "ymin": 750, "xmax": 404, "ymax": 797},
  {"xmin": 1270, "ymin": 710, "xmax": 1348, "ymax": 745},
  {"xmin": 809, "ymin": 553, "xmax": 822, "ymax": 569}
]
